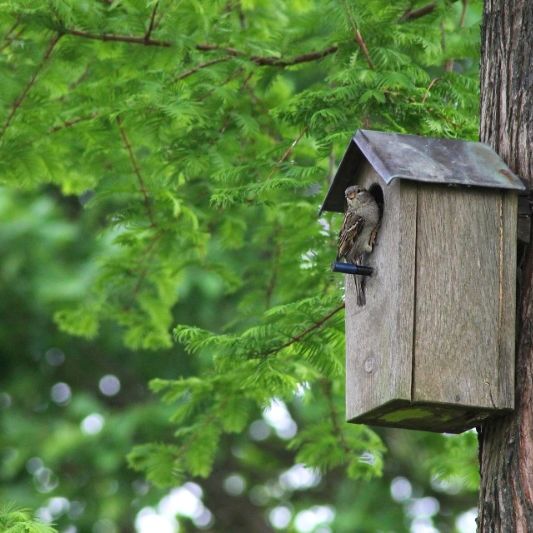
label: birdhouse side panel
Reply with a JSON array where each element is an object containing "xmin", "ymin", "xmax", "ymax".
[
  {"xmin": 413, "ymin": 185, "xmax": 514, "ymax": 410},
  {"xmin": 499, "ymin": 192, "xmax": 517, "ymax": 408},
  {"xmin": 345, "ymin": 165, "xmax": 417, "ymax": 420}
]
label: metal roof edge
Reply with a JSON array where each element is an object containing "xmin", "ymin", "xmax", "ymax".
[{"xmin": 319, "ymin": 129, "xmax": 526, "ymax": 216}]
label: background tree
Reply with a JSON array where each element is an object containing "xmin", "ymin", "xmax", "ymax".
[
  {"xmin": 478, "ymin": 0, "xmax": 533, "ymax": 530},
  {"xmin": 0, "ymin": 1, "xmax": 485, "ymax": 531}
]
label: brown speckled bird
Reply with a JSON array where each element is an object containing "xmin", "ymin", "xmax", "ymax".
[{"xmin": 337, "ymin": 185, "xmax": 380, "ymax": 306}]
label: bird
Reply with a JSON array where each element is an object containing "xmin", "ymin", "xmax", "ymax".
[{"xmin": 337, "ymin": 185, "xmax": 380, "ymax": 306}]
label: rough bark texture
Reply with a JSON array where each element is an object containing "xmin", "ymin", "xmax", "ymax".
[{"xmin": 478, "ymin": 1, "xmax": 533, "ymax": 531}]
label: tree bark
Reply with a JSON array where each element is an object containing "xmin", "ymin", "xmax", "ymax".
[{"xmin": 478, "ymin": 1, "xmax": 533, "ymax": 531}]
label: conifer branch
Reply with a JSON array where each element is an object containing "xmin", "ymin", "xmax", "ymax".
[
  {"xmin": 144, "ymin": 1, "xmax": 160, "ymax": 42},
  {"xmin": 130, "ymin": 232, "xmax": 163, "ymax": 302},
  {"xmin": 441, "ymin": 1, "xmax": 467, "ymax": 73},
  {"xmin": 63, "ymin": 28, "xmax": 338, "ymax": 67},
  {"xmin": 64, "ymin": 28, "xmax": 172, "ymax": 47},
  {"xmin": 175, "ymin": 56, "xmax": 234, "ymax": 81},
  {"xmin": 1, "ymin": 18, "xmax": 20, "ymax": 42},
  {"xmin": 250, "ymin": 45, "xmax": 338, "ymax": 66},
  {"xmin": 341, "ymin": 1, "xmax": 375, "ymax": 69},
  {"xmin": 353, "ymin": 29, "xmax": 374, "ymax": 70},
  {"xmin": 0, "ymin": 34, "xmax": 60, "ymax": 141},
  {"xmin": 49, "ymin": 112, "xmax": 100, "ymax": 133},
  {"xmin": 196, "ymin": 43, "xmax": 243, "ymax": 56},
  {"xmin": 232, "ymin": 41, "xmax": 341, "ymax": 68},
  {"xmin": 400, "ymin": 2, "xmax": 437, "ymax": 22},
  {"xmin": 259, "ymin": 302, "xmax": 345, "ymax": 358},
  {"xmin": 421, "ymin": 77, "xmax": 440, "ymax": 104},
  {"xmin": 196, "ymin": 43, "xmax": 339, "ymax": 66},
  {"xmin": 459, "ymin": 0, "xmax": 468, "ymax": 28},
  {"xmin": 116, "ymin": 116, "xmax": 156, "ymax": 227},
  {"xmin": 265, "ymin": 127, "xmax": 308, "ymax": 180},
  {"xmin": 0, "ymin": 18, "xmax": 23, "ymax": 52}
]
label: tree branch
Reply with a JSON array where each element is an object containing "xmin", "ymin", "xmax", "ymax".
[
  {"xmin": 0, "ymin": 34, "xmax": 60, "ymax": 141},
  {"xmin": 116, "ymin": 116, "xmax": 156, "ymax": 227},
  {"xmin": 0, "ymin": 18, "xmax": 23, "ymax": 52},
  {"xmin": 181, "ymin": 42, "xmax": 339, "ymax": 69},
  {"xmin": 48, "ymin": 112, "xmax": 100, "ymax": 134},
  {"xmin": 459, "ymin": 0, "xmax": 468, "ymax": 28},
  {"xmin": 259, "ymin": 302, "xmax": 345, "ymax": 358},
  {"xmin": 144, "ymin": 1, "xmax": 160, "ymax": 42},
  {"xmin": 249, "ymin": 45, "xmax": 338, "ymax": 66},
  {"xmin": 63, "ymin": 28, "xmax": 338, "ymax": 68},
  {"xmin": 421, "ymin": 77, "xmax": 440, "ymax": 104},
  {"xmin": 175, "ymin": 56, "xmax": 233, "ymax": 81},
  {"xmin": 64, "ymin": 28, "xmax": 171, "ymax": 47},
  {"xmin": 341, "ymin": 0, "xmax": 375, "ymax": 69},
  {"xmin": 400, "ymin": 2, "xmax": 437, "ymax": 22},
  {"xmin": 174, "ymin": 44, "xmax": 337, "ymax": 82},
  {"xmin": 196, "ymin": 43, "xmax": 243, "ymax": 56},
  {"xmin": 129, "ymin": 232, "xmax": 163, "ymax": 304},
  {"xmin": 265, "ymin": 127, "xmax": 308, "ymax": 180},
  {"xmin": 353, "ymin": 29, "xmax": 374, "ymax": 70}
]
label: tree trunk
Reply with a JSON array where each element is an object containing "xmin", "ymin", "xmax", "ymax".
[{"xmin": 478, "ymin": 1, "xmax": 533, "ymax": 531}]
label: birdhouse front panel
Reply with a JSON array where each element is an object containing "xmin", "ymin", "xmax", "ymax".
[
  {"xmin": 322, "ymin": 130, "xmax": 524, "ymax": 433},
  {"xmin": 344, "ymin": 161, "xmax": 416, "ymax": 420}
]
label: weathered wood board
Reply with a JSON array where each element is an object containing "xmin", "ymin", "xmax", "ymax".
[
  {"xmin": 345, "ymin": 162, "xmax": 416, "ymax": 420},
  {"xmin": 414, "ymin": 185, "xmax": 514, "ymax": 409}
]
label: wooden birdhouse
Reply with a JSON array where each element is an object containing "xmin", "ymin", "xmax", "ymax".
[{"xmin": 321, "ymin": 130, "xmax": 525, "ymax": 433}]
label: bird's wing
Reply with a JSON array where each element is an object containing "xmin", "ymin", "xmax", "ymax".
[{"xmin": 337, "ymin": 210, "xmax": 365, "ymax": 260}]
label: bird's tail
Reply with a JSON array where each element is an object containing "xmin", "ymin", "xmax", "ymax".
[
  {"xmin": 353, "ymin": 274, "xmax": 366, "ymax": 306},
  {"xmin": 353, "ymin": 255, "xmax": 367, "ymax": 306}
]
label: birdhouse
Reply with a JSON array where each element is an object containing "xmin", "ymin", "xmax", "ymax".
[{"xmin": 321, "ymin": 130, "xmax": 525, "ymax": 433}]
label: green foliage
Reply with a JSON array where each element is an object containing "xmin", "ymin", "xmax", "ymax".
[
  {"xmin": 0, "ymin": 0, "xmax": 484, "ymax": 530},
  {"xmin": 428, "ymin": 431, "xmax": 480, "ymax": 491},
  {"xmin": 0, "ymin": 505, "xmax": 57, "ymax": 533}
]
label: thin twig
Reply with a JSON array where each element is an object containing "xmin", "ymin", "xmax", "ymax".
[
  {"xmin": 442, "ymin": 1, "xmax": 468, "ymax": 73},
  {"xmin": 195, "ymin": 43, "xmax": 339, "ymax": 66},
  {"xmin": 459, "ymin": 0, "xmax": 468, "ymax": 28},
  {"xmin": 48, "ymin": 112, "xmax": 100, "ymax": 133},
  {"xmin": 0, "ymin": 34, "xmax": 60, "ymax": 141},
  {"xmin": 116, "ymin": 116, "xmax": 156, "ymax": 226},
  {"xmin": 64, "ymin": 28, "xmax": 171, "ymax": 47},
  {"xmin": 421, "ymin": 77, "xmax": 440, "ymax": 104},
  {"xmin": 259, "ymin": 302, "xmax": 345, "ymax": 358},
  {"xmin": 1, "ymin": 18, "xmax": 20, "ymax": 43},
  {"xmin": 144, "ymin": 1, "xmax": 160, "ymax": 42},
  {"xmin": 249, "ymin": 45, "xmax": 338, "ymax": 66},
  {"xmin": 342, "ymin": 0, "xmax": 374, "ymax": 69},
  {"xmin": 129, "ymin": 232, "xmax": 163, "ymax": 303},
  {"xmin": 196, "ymin": 43, "xmax": 242, "ymax": 56},
  {"xmin": 0, "ymin": 26, "xmax": 24, "ymax": 52},
  {"xmin": 175, "ymin": 56, "xmax": 233, "ymax": 81},
  {"xmin": 265, "ymin": 127, "xmax": 308, "ymax": 180},
  {"xmin": 0, "ymin": 18, "xmax": 23, "ymax": 52},
  {"xmin": 265, "ymin": 227, "xmax": 281, "ymax": 308},
  {"xmin": 400, "ymin": 2, "xmax": 436, "ymax": 22},
  {"xmin": 353, "ymin": 29, "xmax": 374, "ymax": 69},
  {"xmin": 197, "ymin": 66, "xmax": 246, "ymax": 103}
]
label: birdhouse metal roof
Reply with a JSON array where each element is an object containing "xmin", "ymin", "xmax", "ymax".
[{"xmin": 321, "ymin": 129, "xmax": 525, "ymax": 214}]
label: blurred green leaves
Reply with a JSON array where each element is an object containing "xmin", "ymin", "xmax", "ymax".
[{"xmin": 0, "ymin": 0, "xmax": 483, "ymax": 530}]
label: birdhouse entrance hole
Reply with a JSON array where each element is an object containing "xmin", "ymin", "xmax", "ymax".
[{"xmin": 368, "ymin": 183, "xmax": 384, "ymax": 221}]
